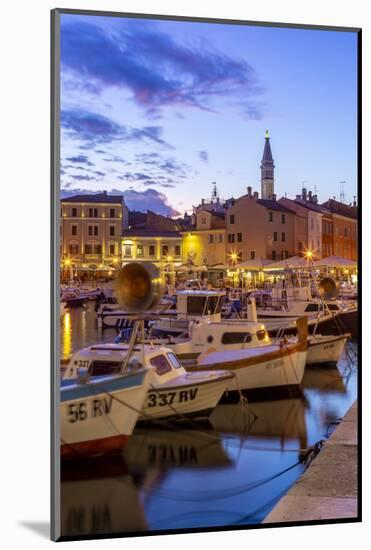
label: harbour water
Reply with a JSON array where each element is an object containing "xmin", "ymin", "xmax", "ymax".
[{"xmin": 60, "ymin": 303, "xmax": 358, "ymax": 537}]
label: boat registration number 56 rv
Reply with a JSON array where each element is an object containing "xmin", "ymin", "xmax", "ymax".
[
  {"xmin": 147, "ymin": 388, "xmax": 198, "ymax": 408},
  {"xmin": 66, "ymin": 396, "xmax": 113, "ymax": 423}
]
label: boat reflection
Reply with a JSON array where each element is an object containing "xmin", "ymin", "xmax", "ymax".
[
  {"xmin": 125, "ymin": 426, "xmax": 232, "ymax": 472},
  {"xmin": 302, "ymin": 365, "xmax": 347, "ymax": 393},
  {"xmin": 210, "ymin": 397, "xmax": 308, "ymax": 450},
  {"xmin": 61, "ymin": 455, "xmax": 147, "ymax": 537}
]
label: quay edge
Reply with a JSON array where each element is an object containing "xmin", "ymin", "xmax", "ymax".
[{"xmin": 263, "ymin": 400, "xmax": 358, "ymax": 524}]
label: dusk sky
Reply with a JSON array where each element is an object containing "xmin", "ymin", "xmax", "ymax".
[{"xmin": 60, "ymin": 13, "xmax": 358, "ymax": 216}]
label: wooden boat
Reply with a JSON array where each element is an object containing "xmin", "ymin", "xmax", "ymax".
[
  {"xmin": 140, "ymin": 318, "xmax": 270, "ymax": 364},
  {"xmin": 148, "ymin": 289, "xmax": 225, "ymax": 338},
  {"xmin": 96, "ymin": 297, "xmax": 175, "ymax": 329},
  {"xmin": 61, "ymin": 289, "xmax": 87, "ymax": 308},
  {"xmin": 270, "ymin": 332, "xmax": 349, "ymax": 366},
  {"xmin": 306, "ymin": 333, "xmax": 349, "ymax": 365},
  {"xmin": 185, "ymin": 317, "xmax": 308, "ymax": 393},
  {"xmin": 139, "ymin": 315, "xmax": 346, "ymax": 368},
  {"xmin": 61, "ymin": 366, "xmax": 152, "ymax": 459},
  {"xmin": 62, "ymin": 343, "xmax": 232, "ymax": 422},
  {"xmin": 254, "ymin": 286, "xmax": 357, "ymax": 338}
]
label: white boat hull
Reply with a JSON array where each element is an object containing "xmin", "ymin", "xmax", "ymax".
[
  {"xmin": 307, "ymin": 334, "xmax": 348, "ymax": 365},
  {"xmin": 225, "ymin": 350, "xmax": 307, "ymax": 391},
  {"xmin": 140, "ymin": 373, "xmax": 231, "ymax": 420},
  {"xmin": 61, "ymin": 369, "xmax": 151, "ymax": 458},
  {"xmin": 194, "ymin": 344, "xmax": 307, "ymax": 392}
]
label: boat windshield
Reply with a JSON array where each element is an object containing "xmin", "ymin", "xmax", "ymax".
[
  {"xmin": 186, "ymin": 295, "xmax": 224, "ymax": 316},
  {"xmin": 167, "ymin": 352, "xmax": 182, "ymax": 369},
  {"xmin": 150, "ymin": 354, "xmax": 172, "ymax": 375},
  {"xmin": 221, "ymin": 332, "xmax": 252, "ymax": 345}
]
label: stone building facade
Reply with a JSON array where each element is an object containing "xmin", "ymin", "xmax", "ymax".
[{"xmin": 61, "ymin": 192, "xmax": 129, "ymax": 273}]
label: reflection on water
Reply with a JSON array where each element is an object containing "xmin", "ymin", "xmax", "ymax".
[
  {"xmin": 61, "ymin": 456, "xmax": 147, "ymax": 537},
  {"xmin": 60, "ymin": 304, "xmax": 358, "ymax": 537},
  {"xmin": 62, "ymin": 313, "xmax": 72, "ymax": 360}
]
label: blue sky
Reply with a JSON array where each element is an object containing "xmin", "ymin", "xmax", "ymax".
[{"xmin": 60, "ymin": 14, "xmax": 358, "ymax": 216}]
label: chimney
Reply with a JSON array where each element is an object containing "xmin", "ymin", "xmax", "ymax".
[
  {"xmin": 201, "ymin": 198, "xmax": 205, "ymax": 205},
  {"xmin": 247, "ymin": 186, "xmax": 252, "ymax": 197},
  {"xmin": 296, "ymin": 194, "xmax": 301, "ymax": 200},
  {"xmin": 102, "ymin": 190, "xmax": 107, "ymax": 196},
  {"xmin": 272, "ymin": 193, "xmax": 277, "ymax": 201},
  {"xmin": 308, "ymin": 190, "xmax": 312, "ymax": 201},
  {"xmin": 253, "ymin": 191, "xmax": 259, "ymax": 200},
  {"xmin": 302, "ymin": 188, "xmax": 307, "ymax": 201},
  {"xmin": 312, "ymin": 194, "xmax": 318, "ymax": 204},
  {"xmin": 216, "ymin": 197, "xmax": 220, "ymax": 204},
  {"xmin": 353, "ymin": 196, "xmax": 357, "ymax": 207}
]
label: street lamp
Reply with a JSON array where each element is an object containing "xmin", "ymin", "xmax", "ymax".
[
  {"xmin": 64, "ymin": 258, "xmax": 73, "ymax": 282},
  {"xmin": 228, "ymin": 252, "xmax": 239, "ymax": 287}
]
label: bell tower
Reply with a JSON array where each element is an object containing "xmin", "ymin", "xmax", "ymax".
[{"xmin": 261, "ymin": 130, "xmax": 275, "ymax": 199}]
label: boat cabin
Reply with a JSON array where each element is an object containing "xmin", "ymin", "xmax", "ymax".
[
  {"xmin": 62, "ymin": 343, "xmax": 187, "ymax": 387},
  {"xmin": 175, "ymin": 290, "xmax": 225, "ymax": 321},
  {"xmin": 173, "ymin": 319, "xmax": 271, "ymax": 357}
]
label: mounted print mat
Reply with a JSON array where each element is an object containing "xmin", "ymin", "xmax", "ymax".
[{"xmin": 51, "ymin": 8, "xmax": 361, "ymax": 542}]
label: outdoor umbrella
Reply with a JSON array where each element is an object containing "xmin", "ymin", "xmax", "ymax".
[
  {"xmin": 312, "ymin": 256, "xmax": 357, "ymax": 269},
  {"xmin": 264, "ymin": 255, "xmax": 309, "ymax": 270},
  {"xmin": 176, "ymin": 264, "xmax": 208, "ymax": 273},
  {"xmin": 237, "ymin": 258, "xmax": 272, "ymax": 270}
]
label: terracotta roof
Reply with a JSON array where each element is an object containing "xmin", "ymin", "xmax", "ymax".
[
  {"xmin": 321, "ymin": 199, "xmax": 358, "ymax": 220},
  {"xmin": 257, "ymin": 199, "xmax": 293, "ymax": 213},
  {"xmin": 61, "ymin": 192, "xmax": 123, "ymax": 204},
  {"xmin": 294, "ymin": 198, "xmax": 329, "ymax": 214}
]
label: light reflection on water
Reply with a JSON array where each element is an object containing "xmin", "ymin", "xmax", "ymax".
[{"xmin": 60, "ymin": 303, "xmax": 358, "ymax": 537}]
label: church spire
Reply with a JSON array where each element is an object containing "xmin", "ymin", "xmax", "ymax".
[{"xmin": 261, "ymin": 130, "xmax": 275, "ymax": 199}]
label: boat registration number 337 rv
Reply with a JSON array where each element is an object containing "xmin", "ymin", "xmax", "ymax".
[
  {"xmin": 147, "ymin": 388, "xmax": 198, "ymax": 407},
  {"xmin": 66, "ymin": 396, "xmax": 113, "ymax": 423}
]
